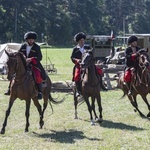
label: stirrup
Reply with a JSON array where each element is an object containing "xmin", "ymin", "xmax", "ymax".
[
  {"xmin": 76, "ymin": 92, "xmax": 80, "ymax": 97},
  {"xmin": 101, "ymin": 84, "xmax": 108, "ymax": 91},
  {"xmin": 128, "ymin": 90, "xmax": 132, "ymax": 96},
  {"xmin": 76, "ymin": 91, "xmax": 81, "ymax": 97}
]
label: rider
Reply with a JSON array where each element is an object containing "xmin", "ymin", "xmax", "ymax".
[
  {"xmin": 19, "ymin": 31, "xmax": 46, "ymax": 99},
  {"xmin": 71, "ymin": 32, "xmax": 107, "ymax": 97},
  {"xmin": 124, "ymin": 35, "xmax": 140, "ymax": 95}
]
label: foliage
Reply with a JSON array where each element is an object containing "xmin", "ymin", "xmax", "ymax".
[{"xmin": 0, "ymin": 0, "xmax": 150, "ymax": 44}]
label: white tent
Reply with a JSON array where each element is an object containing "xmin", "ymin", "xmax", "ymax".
[
  {"xmin": 0, "ymin": 43, "xmax": 21, "ymax": 69},
  {"xmin": 0, "ymin": 42, "xmax": 46, "ymax": 70}
]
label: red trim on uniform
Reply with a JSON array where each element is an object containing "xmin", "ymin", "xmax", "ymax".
[
  {"xmin": 124, "ymin": 69, "xmax": 131, "ymax": 82},
  {"xmin": 32, "ymin": 66, "xmax": 43, "ymax": 83},
  {"xmin": 74, "ymin": 67, "xmax": 81, "ymax": 81},
  {"xmin": 131, "ymin": 54, "xmax": 136, "ymax": 61},
  {"xmin": 96, "ymin": 66, "xmax": 103, "ymax": 75},
  {"xmin": 74, "ymin": 59, "xmax": 80, "ymax": 65},
  {"xmin": 31, "ymin": 57, "xmax": 37, "ymax": 64}
]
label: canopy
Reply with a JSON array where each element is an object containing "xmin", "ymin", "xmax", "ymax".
[{"xmin": 0, "ymin": 43, "xmax": 21, "ymax": 69}]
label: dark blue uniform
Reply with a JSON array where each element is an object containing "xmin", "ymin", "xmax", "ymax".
[{"xmin": 19, "ymin": 43, "xmax": 46, "ymax": 80}]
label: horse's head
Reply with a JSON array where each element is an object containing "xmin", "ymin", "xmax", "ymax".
[
  {"xmin": 80, "ymin": 46, "xmax": 94, "ymax": 68},
  {"xmin": 5, "ymin": 50, "xmax": 17, "ymax": 80},
  {"xmin": 137, "ymin": 48, "xmax": 150, "ymax": 68},
  {"xmin": 16, "ymin": 52, "xmax": 27, "ymax": 70}
]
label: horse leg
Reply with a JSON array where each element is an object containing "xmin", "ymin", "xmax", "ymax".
[
  {"xmin": 1, "ymin": 96, "xmax": 16, "ymax": 134},
  {"xmin": 96, "ymin": 94, "xmax": 103, "ymax": 123},
  {"xmin": 141, "ymin": 95, "xmax": 150, "ymax": 117},
  {"xmin": 42, "ymin": 94, "xmax": 48, "ymax": 122},
  {"xmin": 128, "ymin": 95, "xmax": 145, "ymax": 117},
  {"xmin": 25, "ymin": 99, "xmax": 31, "ymax": 132},
  {"xmin": 84, "ymin": 97, "xmax": 94, "ymax": 125},
  {"xmin": 32, "ymin": 97, "xmax": 43, "ymax": 129},
  {"xmin": 91, "ymin": 97, "xmax": 98, "ymax": 120},
  {"xmin": 74, "ymin": 92, "xmax": 78, "ymax": 119}
]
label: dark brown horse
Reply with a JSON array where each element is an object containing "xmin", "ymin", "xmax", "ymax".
[
  {"xmin": 1, "ymin": 51, "xmax": 64, "ymax": 134},
  {"xmin": 73, "ymin": 49, "xmax": 103, "ymax": 125},
  {"xmin": 116, "ymin": 49, "xmax": 150, "ymax": 117}
]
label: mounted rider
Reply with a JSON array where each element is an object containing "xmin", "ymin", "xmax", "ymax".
[
  {"xmin": 71, "ymin": 32, "xmax": 107, "ymax": 97},
  {"xmin": 19, "ymin": 31, "xmax": 47, "ymax": 99},
  {"xmin": 124, "ymin": 35, "xmax": 140, "ymax": 95}
]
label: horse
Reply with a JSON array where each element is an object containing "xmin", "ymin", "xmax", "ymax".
[
  {"xmin": 1, "ymin": 51, "xmax": 64, "ymax": 134},
  {"xmin": 73, "ymin": 48, "xmax": 103, "ymax": 125},
  {"xmin": 116, "ymin": 49, "xmax": 150, "ymax": 117}
]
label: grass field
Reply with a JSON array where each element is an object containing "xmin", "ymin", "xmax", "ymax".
[{"xmin": 0, "ymin": 48, "xmax": 149, "ymax": 150}]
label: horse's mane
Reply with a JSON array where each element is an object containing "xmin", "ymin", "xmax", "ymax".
[
  {"xmin": 138, "ymin": 48, "xmax": 148, "ymax": 54},
  {"xmin": 17, "ymin": 52, "xmax": 27, "ymax": 70}
]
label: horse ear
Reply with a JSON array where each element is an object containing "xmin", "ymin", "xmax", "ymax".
[{"xmin": 5, "ymin": 50, "xmax": 10, "ymax": 56}]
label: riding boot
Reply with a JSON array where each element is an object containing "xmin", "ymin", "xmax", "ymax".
[
  {"xmin": 37, "ymin": 83, "xmax": 43, "ymax": 100},
  {"xmin": 99, "ymin": 75, "xmax": 108, "ymax": 91},
  {"xmin": 75, "ymin": 81, "xmax": 81, "ymax": 97},
  {"xmin": 126, "ymin": 82, "xmax": 132, "ymax": 96},
  {"xmin": 4, "ymin": 81, "xmax": 11, "ymax": 95}
]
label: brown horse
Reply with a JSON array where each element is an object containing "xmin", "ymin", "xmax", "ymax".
[
  {"xmin": 1, "ymin": 51, "xmax": 64, "ymax": 134},
  {"xmin": 116, "ymin": 49, "xmax": 150, "ymax": 117},
  {"xmin": 73, "ymin": 48, "xmax": 103, "ymax": 125}
]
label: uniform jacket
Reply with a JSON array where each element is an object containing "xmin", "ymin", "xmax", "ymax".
[
  {"xmin": 71, "ymin": 45, "xmax": 83, "ymax": 66},
  {"xmin": 125, "ymin": 46, "xmax": 140, "ymax": 68},
  {"xmin": 19, "ymin": 43, "xmax": 46, "ymax": 79}
]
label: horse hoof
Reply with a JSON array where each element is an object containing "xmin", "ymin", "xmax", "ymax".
[
  {"xmin": 91, "ymin": 120, "xmax": 95, "ymax": 126},
  {"xmin": 98, "ymin": 118, "xmax": 103, "ymax": 123},
  {"xmin": 25, "ymin": 129, "xmax": 28, "ymax": 132},
  {"xmin": 91, "ymin": 123, "xmax": 95, "ymax": 126},
  {"xmin": 74, "ymin": 115, "xmax": 78, "ymax": 119},
  {"xmin": 147, "ymin": 112, "xmax": 150, "ymax": 117},
  {"xmin": 0, "ymin": 130, "xmax": 5, "ymax": 134},
  {"xmin": 40, "ymin": 121, "xmax": 44, "ymax": 129}
]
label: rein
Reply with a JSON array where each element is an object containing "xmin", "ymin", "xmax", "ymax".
[
  {"xmin": 81, "ymin": 64, "xmax": 101, "ymax": 87},
  {"xmin": 10, "ymin": 53, "xmax": 30, "ymax": 85}
]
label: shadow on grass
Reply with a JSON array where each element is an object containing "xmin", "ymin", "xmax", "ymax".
[
  {"xmin": 32, "ymin": 129, "xmax": 103, "ymax": 143},
  {"xmin": 100, "ymin": 120, "xmax": 145, "ymax": 131}
]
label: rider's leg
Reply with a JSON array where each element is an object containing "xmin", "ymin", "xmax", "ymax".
[
  {"xmin": 32, "ymin": 67, "xmax": 43, "ymax": 100},
  {"xmin": 74, "ymin": 67, "xmax": 81, "ymax": 97},
  {"xmin": 37, "ymin": 83, "xmax": 43, "ymax": 99},
  {"xmin": 99, "ymin": 74, "xmax": 108, "ymax": 91},
  {"xmin": 126, "ymin": 82, "xmax": 132, "ymax": 96},
  {"xmin": 96, "ymin": 66, "xmax": 108, "ymax": 91},
  {"xmin": 124, "ymin": 69, "xmax": 132, "ymax": 95},
  {"xmin": 75, "ymin": 81, "xmax": 82, "ymax": 97}
]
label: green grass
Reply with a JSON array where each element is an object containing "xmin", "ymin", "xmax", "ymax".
[
  {"xmin": 41, "ymin": 48, "xmax": 73, "ymax": 81},
  {"xmin": 0, "ymin": 48, "xmax": 149, "ymax": 150}
]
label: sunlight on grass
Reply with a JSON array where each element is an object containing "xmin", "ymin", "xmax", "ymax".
[{"xmin": 0, "ymin": 48, "xmax": 149, "ymax": 150}]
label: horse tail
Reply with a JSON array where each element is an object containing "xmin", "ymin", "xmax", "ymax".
[
  {"xmin": 48, "ymin": 94, "xmax": 65, "ymax": 104},
  {"xmin": 119, "ymin": 91, "xmax": 126, "ymax": 100},
  {"xmin": 47, "ymin": 93, "xmax": 65, "ymax": 115}
]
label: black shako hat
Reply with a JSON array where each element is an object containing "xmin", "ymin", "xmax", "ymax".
[
  {"xmin": 24, "ymin": 31, "xmax": 37, "ymax": 40},
  {"xmin": 127, "ymin": 35, "xmax": 138, "ymax": 44},
  {"xmin": 74, "ymin": 32, "xmax": 86, "ymax": 42}
]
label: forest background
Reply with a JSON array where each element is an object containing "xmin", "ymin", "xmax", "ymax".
[{"xmin": 0, "ymin": 0, "xmax": 150, "ymax": 45}]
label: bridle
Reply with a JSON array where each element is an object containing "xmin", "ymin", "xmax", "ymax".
[
  {"xmin": 7, "ymin": 52, "xmax": 29, "ymax": 85},
  {"xmin": 133, "ymin": 51, "xmax": 150, "ymax": 91},
  {"xmin": 80, "ymin": 50, "xmax": 101, "ymax": 87}
]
